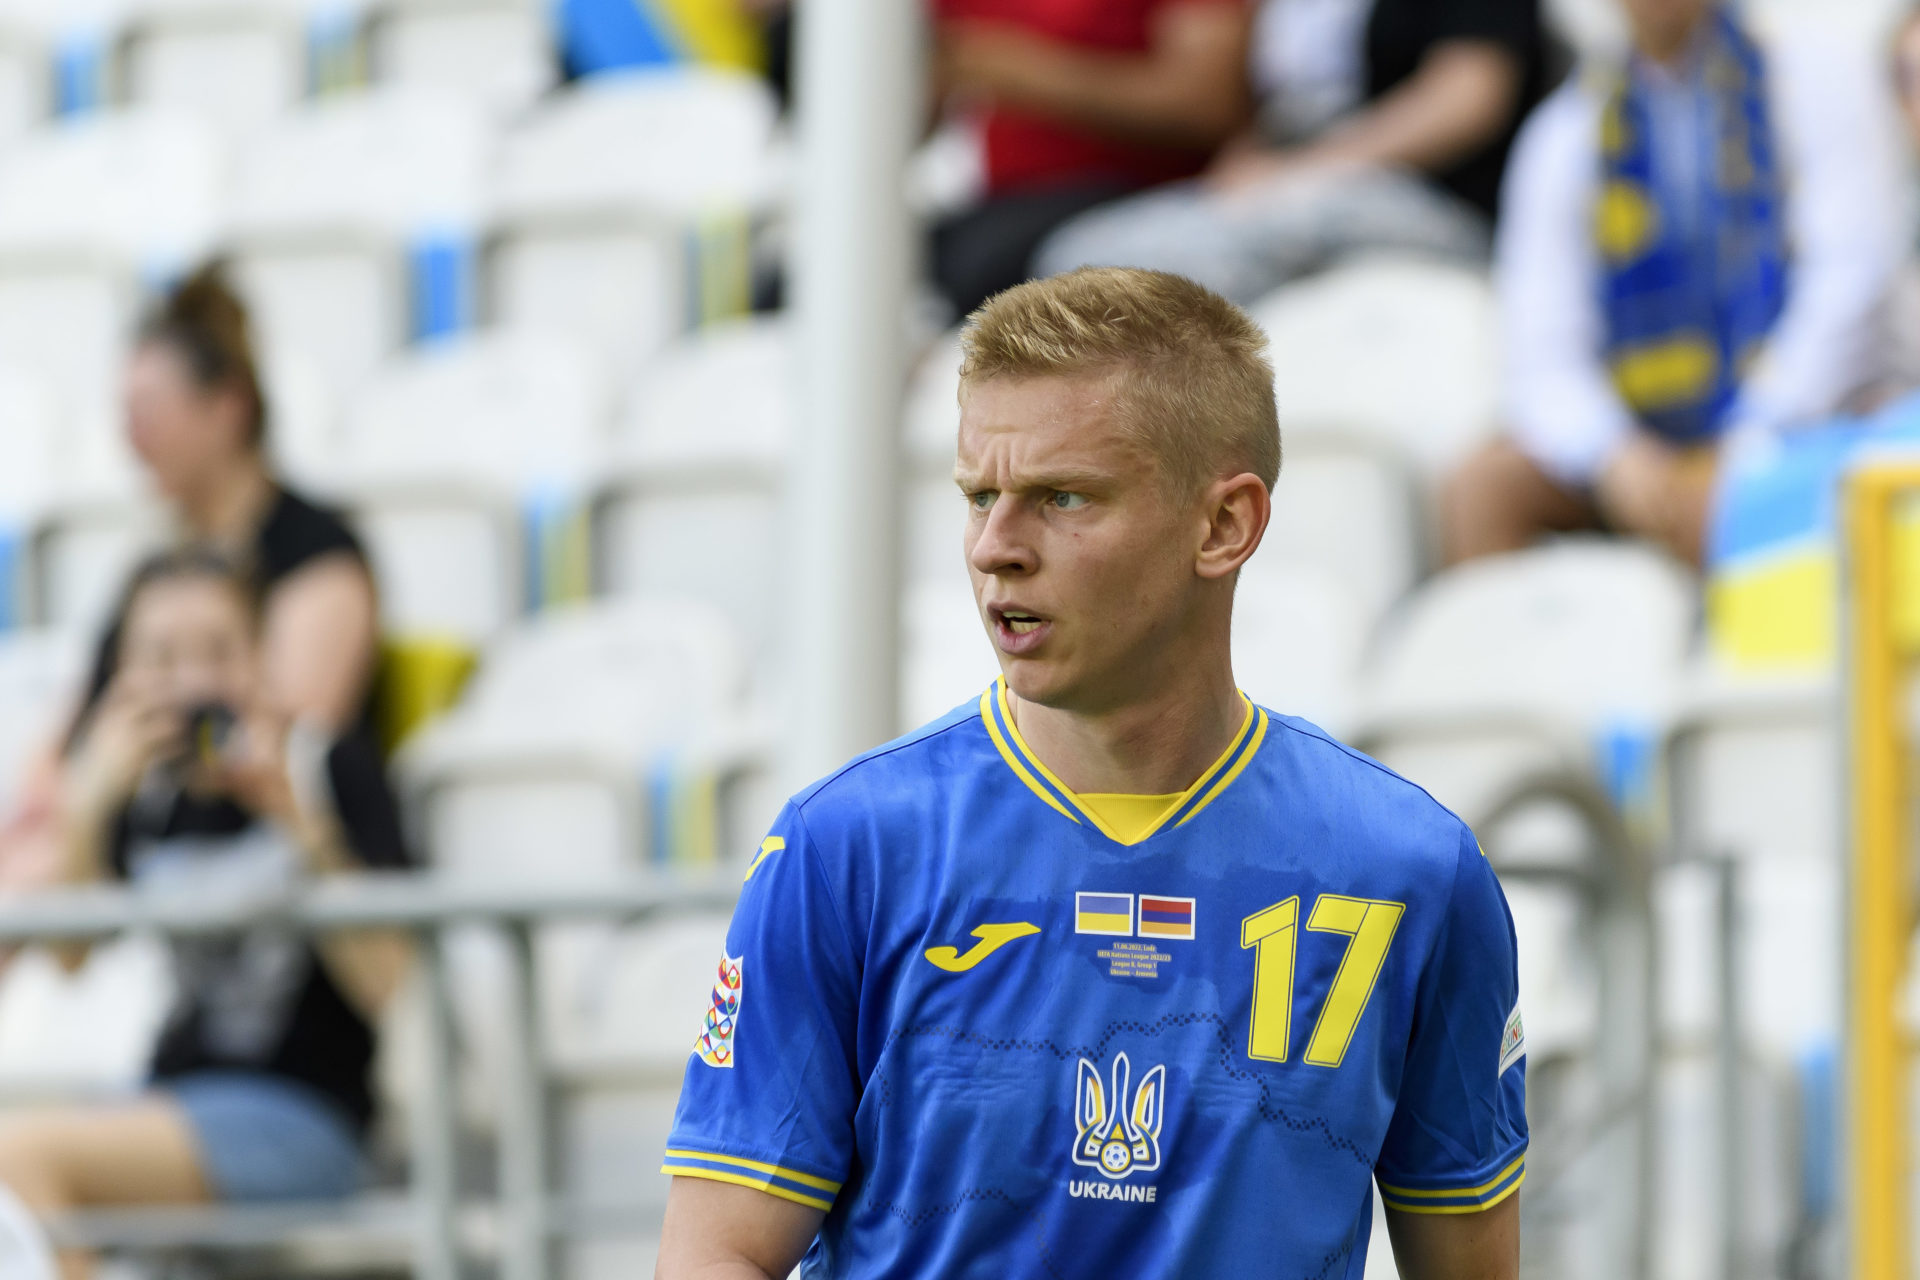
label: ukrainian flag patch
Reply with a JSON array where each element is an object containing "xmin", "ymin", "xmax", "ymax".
[{"xmin": 1076, "ymin": 892, "xmax": 1133, "ymax": 936}]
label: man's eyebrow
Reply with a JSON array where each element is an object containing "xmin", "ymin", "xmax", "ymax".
[{"xmin": 952, "ymin": 467, "xmax": 1112, "ymax": 491}]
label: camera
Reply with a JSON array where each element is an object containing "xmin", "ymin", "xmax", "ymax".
[{"xmin": 182, "ymin": 701, "xmax": 238, "ymax": 768}]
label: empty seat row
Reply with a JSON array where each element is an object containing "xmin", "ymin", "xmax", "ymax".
[
  {"xmin": 0, "ymin": 67, "xmax": 778, "ymax": 459},
  {"xmin": 0, "ymin": 0, "xmax": 567, "ymax": 146}
]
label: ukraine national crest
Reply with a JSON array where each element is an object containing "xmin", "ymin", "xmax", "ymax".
[
  {"xmin": 1072, "ymin": 1051, "xmax": 1164, "ymax": 1180},
  {"xmin": 693, "ymin": 953, "xmax": 743, "ymax": 1068}
]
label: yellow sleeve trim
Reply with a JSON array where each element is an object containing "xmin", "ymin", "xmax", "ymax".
[
  {"xmin": 663, "ymin": 1148, "xmax": 842, "ymax": 1193},
  {"xmin": 661, "ymin": 1164, "xmax": 835, "ymax": 1212},
  {"xmin": 1378, "ymin": 1154, "xmax": 1525, "ymax": 1200},
  {"xmin": 1382, "ymin": 1170, "xmax": 1526, "ymax": 1215}
]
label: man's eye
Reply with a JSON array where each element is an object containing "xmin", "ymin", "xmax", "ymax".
[
  {"xmin": 1050, "ymin": 492, "xmax": 1089, "ymax": 511},
  {"xmin": 968, "ymin": 491, "xmax": 997, "ymax": 511}
]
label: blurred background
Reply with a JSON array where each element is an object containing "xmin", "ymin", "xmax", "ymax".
[{"xmin": 0, "ymin": 0, "xmax": 1916, "ymax": 1276}]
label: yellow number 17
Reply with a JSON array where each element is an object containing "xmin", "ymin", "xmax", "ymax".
[{"xmin": 1240, "ymin": 894, "xmax": 1404, "ymax": 1068}]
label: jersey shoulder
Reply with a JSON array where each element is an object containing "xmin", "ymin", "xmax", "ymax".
[
  {"xmin": 787, "ymin": 696, "xmax": 989, "ymax": 839},
  {"xmin": 1256, "ymin": 710, "xmax": 1476, "ymax": 881}
]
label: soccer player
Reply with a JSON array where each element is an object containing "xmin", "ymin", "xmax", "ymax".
[{"xmin": 657, "ymin": 268, "xmax": 1526, "ymax": 1278}]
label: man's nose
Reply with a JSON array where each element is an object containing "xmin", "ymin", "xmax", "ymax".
[{"xmin": 968, "ymin": 498, "xmax": 1037, "ymax": 577}]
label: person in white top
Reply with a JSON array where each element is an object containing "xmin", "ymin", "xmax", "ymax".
[{"xmin": 1440, "ymin": 0, "xmax": 1905, "ymax": 567}]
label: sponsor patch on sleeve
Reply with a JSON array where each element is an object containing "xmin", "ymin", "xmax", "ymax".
[
  {"xmin": 693, "ymin": 953, "xmax": 743, "ymax": 1068},
  {"xmin": 1499, "ymin": 1002, "xmax": 1525, "ymax": 1076}
]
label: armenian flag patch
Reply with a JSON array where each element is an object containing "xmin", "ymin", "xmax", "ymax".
[{"xmin": 1137, "ymin": 896, "xmax": 1195, "ymax": 940}]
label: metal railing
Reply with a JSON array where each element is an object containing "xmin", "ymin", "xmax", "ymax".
[{"xmin": 0, "ymin": 869, "xmax": 739, "ymax": 1280}]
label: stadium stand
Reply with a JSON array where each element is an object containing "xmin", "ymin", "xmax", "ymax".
[
  {"xmin": 596, "ymin": 316, "xmax": 787, "ymax": 686},
  {"xmin": 365, "ymin": 0, "xmax": 560, "ymax": 119},
  {"xmin": 486, "ymin": 66, "xmax": 778, "ymax": 377},
  {"xmin": 339, "ymin": 325, "xmax": 609, "ymax": 648},
  {"xmin": 117, "ymin": 0, "xmax": 312, "ymax": 138},
  {"xmin": 228, "ymin": 85, "xmax": 492, "ymax": 401},
  {"xmin": 0, "ymin": 1, "xmax": 1905, "ymax": 1274}
]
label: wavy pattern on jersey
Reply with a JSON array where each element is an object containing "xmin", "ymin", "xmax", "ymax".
[{"xmin": 866, "ymin": 1012, "xmax": 1374, "ymax": 1168}]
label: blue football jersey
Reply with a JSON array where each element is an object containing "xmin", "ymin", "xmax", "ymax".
[{"xmin": 666, "ymin": 682, "xmax": 1528, "ymax": 1278}]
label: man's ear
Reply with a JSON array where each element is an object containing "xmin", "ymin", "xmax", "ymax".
[{"xmin": 1195, "ymin": 473, "xmax": 1270, "ymax": 581}]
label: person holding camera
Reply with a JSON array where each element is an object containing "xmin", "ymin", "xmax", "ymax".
[{"xmin": 0, "ymin": 549, "xmax": 411, "ymax": 1280}]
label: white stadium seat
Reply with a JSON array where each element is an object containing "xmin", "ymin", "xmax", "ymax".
[
  {"xmin": 117, "ymin": 0, "xmax": 310, "ymax": 138},
  {"xmin": 0, "ymin": 105, "xmax": 225, "ymax": 454},
  {"xmin": 340, "ymin": 326, "xmax": 610, "ymax": 645},
  {"xmin": 1249, "ymin": 253, "xmax": 1499, "ymax": 482},
  {"xmin": 229, "ymin": 86, "xmax": 492, "ymax": 402},
  {"xmin": 0, "ymin": 15, "xmax": 46, "ymax": 147},
  {"xmin": 597, "ymin": 316, "xmax": 788, "ymax": 684},
  {"xmin": 0, "ymin": 627, "xmax": 171, "ymax": 1107},
  {"xmin": 365, "ymin": 0, "xmax": 558, "ymax": 119},
  {"xmin": 1232, "ymin": 562, "xmax": 1368, "ymax": 738},
  {"xmin": 488, "ymin": 67, "xmax": 778, "ymax": 378},
  {"xmin": 397, "ymin": 598, "xmax": 762, "ymax": 1137},
  {"xmin": 1267, "ymin": 434, "xmax": 1422, "ymax": 637},
  {"xmin": 0, "ymin": 107, "xmax": 211, "ymax": 633},
  {"xmin": 1356, "ymin": 540, "xmax": 1695, "ymax": 821},
  {"xmin": 902, "ymin": 329, "xmax": 971, "ymax": 597}
]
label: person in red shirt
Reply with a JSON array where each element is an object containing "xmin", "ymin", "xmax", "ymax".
[{"xmin": 933, "ymin": 0, "xmax": 1252, "ymax": 316}]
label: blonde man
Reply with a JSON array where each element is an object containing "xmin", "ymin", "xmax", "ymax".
[{"xmin": 657, "ymin": 269, "xmax": 1526, "ymax": 1279}]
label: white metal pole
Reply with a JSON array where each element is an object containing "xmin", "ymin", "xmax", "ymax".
[{"xmin": 787, "ymin": 0, "xmax": 921, "ymax": 782}]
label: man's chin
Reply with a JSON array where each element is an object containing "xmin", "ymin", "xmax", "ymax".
[{"xmin": 999, "ymin": 660, "xmax": 1082, "ymax": 712}]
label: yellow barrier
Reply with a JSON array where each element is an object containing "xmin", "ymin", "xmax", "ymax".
[{"xmin": 1843, "ymin": 461, "xmax": 1920, "ymax": 1280}]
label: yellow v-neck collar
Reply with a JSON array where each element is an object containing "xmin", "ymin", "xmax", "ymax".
[{"xmin": 978, "ymin": 678, "xmax": 1269, "ymax": 846}]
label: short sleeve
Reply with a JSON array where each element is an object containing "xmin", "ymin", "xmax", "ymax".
[
  {"xmin": 323, "ymin": 733, "xmax": 411, "ymax": 871},
  {"xmin": 662, "ymin": 805, "xmax": 861, "ymax": 1212},
  {"xmin": 1430, "ymin": 0, "xmax": 1537, "ymax": 54},
  {"xmin": 1375, "ymin": 826, "xmax": 1528, "ymax": 1214}
]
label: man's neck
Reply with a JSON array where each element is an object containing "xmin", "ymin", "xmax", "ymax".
[
  {"xmin": 1009, "ymin": 666, "xmax": 1246, "ymax": 797},
  {"xmin": 1634, "ymin": 12, "xmax": 1711, "ymax": 70}
]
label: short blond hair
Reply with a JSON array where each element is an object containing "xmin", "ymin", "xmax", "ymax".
[{"xmin": 958, "ymin": 267, "xmax": 1280, "ymax": 492}]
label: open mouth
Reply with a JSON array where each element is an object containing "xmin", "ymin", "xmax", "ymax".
[{"xmin": 990, "ymin": 607, "xmax": 1052, "ymax": 653}]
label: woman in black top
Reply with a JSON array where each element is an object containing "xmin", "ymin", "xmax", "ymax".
[
  {"xmin": 0, "ymin": 266, "xmax": 382, "ymax": 899},
  {"xmin": 0, "ymin": 549, "xmax": 410, "ymax": 1278},
  {"xmin": 111, "ymin": 264, "xmax": 380, "ymax": 734}
]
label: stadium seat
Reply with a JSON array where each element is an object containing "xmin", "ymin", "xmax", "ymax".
[
  {"xmin": 1355, "ymin": 539, "xmax": 1695, "ymax": 822},
  {"xmin": 338, "ymin": 326, "xmax": 611, "ymax": 649},
  {"xmin": 899, "ymin": 578, "xmax": 997, "ymax": 729},
  {"xmin": 0, "ymin": 105, "xmax": 225, "ymax": 448},
  {"xmin": 365, "ymin": 0, "xmax": 559, "ymax": 118},
  {"xmin": 902, "ymin": 329, "xmax": 970, "ymax": 597},
  {"xmin": 396, "ymin": 597, "xmax": 763, "ymax": 1149},
  {"xmin": 0, "ymin": 627, "xmax": 173, "ymax": 1106},
  {"xmin": 228, "ymin": 86, "xmax": 492, "ymax": 402},
  {"xmin": 1248, "ymin": 253, "xmax": 1499, "ymax": 485},
  {"xmin": 1267, "ymin": 434, "xmax": 1422, "ymax": 636},
  {"xmin": 1232, "ymin": 562, "xmax": 1367, "ymax": 737},
  {"xmin": 595, "ymin": 315, "xmax": 787, "ymax": 683},
  {"xmin": 487, "ymin": 66, "xmax": 778, "ymax": 378},
  {"xmin": 0, "ymin": 627, "xmax": 82, "ymax": 810},
  {"xmin": 0, "ymin": 367, "xmax": 61, "ymax": 629},
  {"xmin": 117, "ymin": 0, "xmax": 310, "ymax": 138},
  {"xmin": 0, "ymin": 15, "xmax": 46, "ymax": 146}
]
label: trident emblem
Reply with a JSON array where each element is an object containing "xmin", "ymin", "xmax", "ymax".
[{"xmin": 1072, "ymin": 1051, "xmax": 1164, "ymax": 1180}]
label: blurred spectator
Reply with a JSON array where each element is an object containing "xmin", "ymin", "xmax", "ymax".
[
  {"xmin": 0, "ymin": 268, "xmax": 380, "ymax": 900},
  {"xmin": 1443, "ymin": 0, "xmax": 1902, "ymax": 567},
  {"xmin": 931, "ymin": 0, "xmax": 1254, "ymax": 317},
  {"xmin": 0, "ymin": 549, "xmax": 409, "ymax": 1279},
  {"xmin": 1885, "ymin": 5, "xmax": 1920, "ymax": 394},
  {"xmin": 1036, "ymin": 0, "xmax": 1553, "ymax": 303}
]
